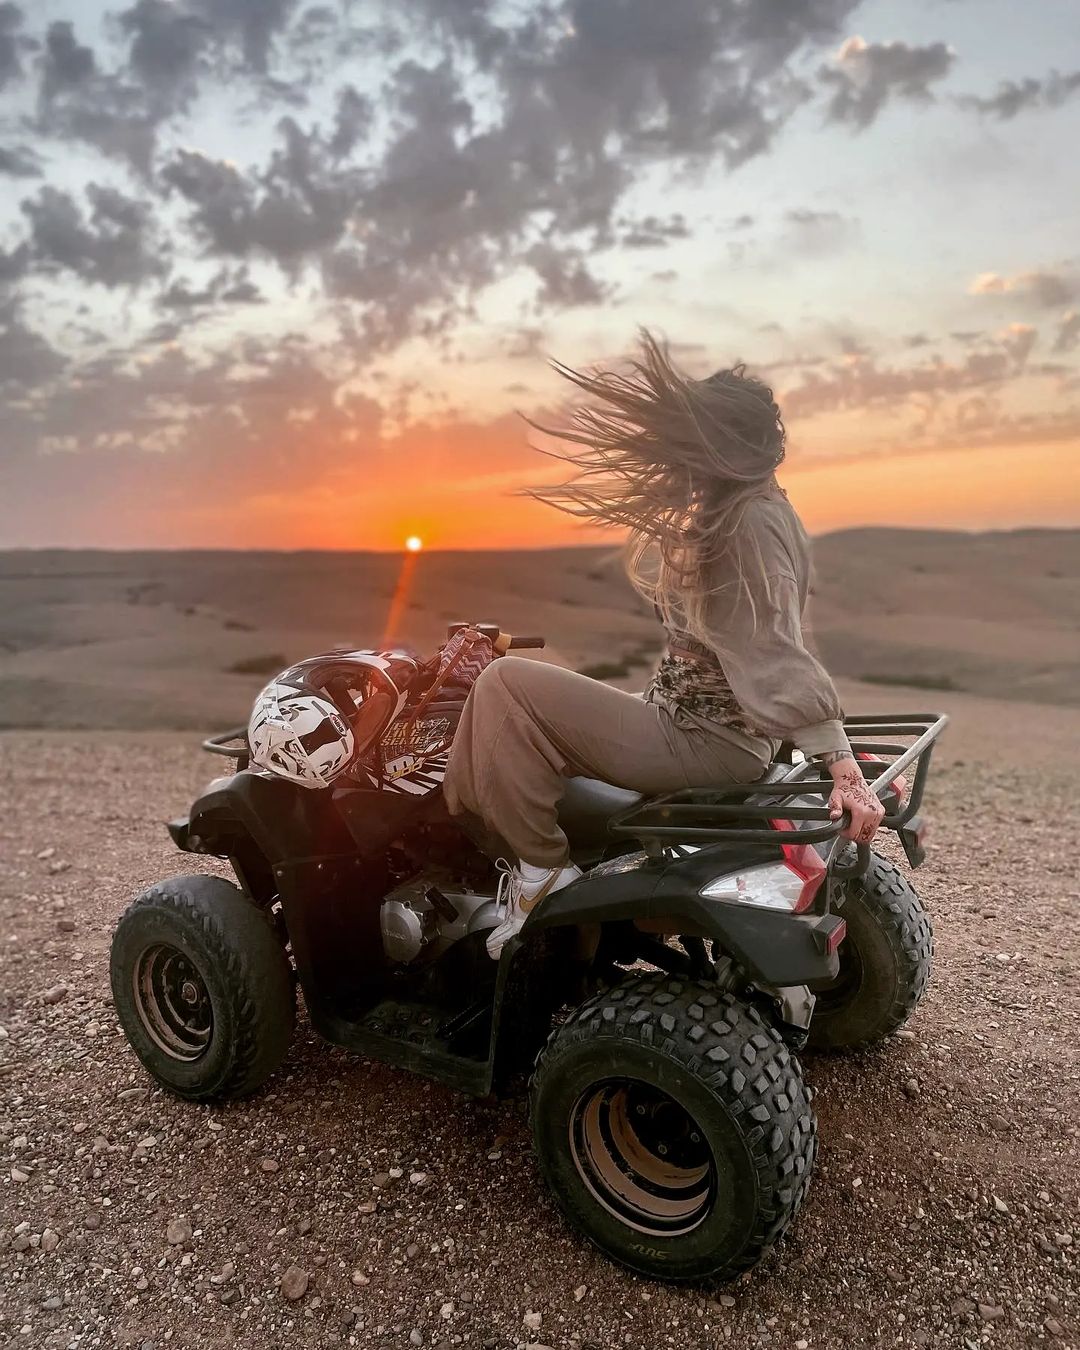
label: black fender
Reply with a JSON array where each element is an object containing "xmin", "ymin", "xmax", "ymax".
[{"xmin": 524, "ymin": 857, "xmax": 842, "ymax": 987}]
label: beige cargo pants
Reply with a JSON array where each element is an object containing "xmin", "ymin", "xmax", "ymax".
[{"xmin": 442, "ymin": 657, "xmax": 774, "ymax": 867}]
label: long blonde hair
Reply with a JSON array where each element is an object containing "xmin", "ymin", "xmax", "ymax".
[{"xmin": 523, "ymin": 328, "xmax": 786, "ymax": 649}]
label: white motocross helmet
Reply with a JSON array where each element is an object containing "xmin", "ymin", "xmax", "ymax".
[{"xmin": 248, "ymin": 685, "xmax": 356, "ymax": 789}]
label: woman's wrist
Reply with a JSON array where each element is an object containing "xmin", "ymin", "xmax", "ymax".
[{"xmin": 815, "ymin": 750, "xmax": 857, "ymax": 776}]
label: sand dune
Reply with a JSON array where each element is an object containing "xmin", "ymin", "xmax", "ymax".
[{"xmin": 0, "ymin": 527, "xmax": 1076, "ymax": 729}]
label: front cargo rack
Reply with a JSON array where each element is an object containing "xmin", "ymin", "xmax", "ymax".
[{"xmin": 608, "ymin": 712, "xmax": 948, "ymax": 855}]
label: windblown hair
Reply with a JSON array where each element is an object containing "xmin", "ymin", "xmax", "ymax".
[{"xmin": 523, "ymin": 328, "xmax": 786, "ymax": 650}]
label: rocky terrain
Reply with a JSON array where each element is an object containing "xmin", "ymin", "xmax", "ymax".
[{"xmin": 1, "ymin": 692, "xmax": 1077, "ymax": 1349}]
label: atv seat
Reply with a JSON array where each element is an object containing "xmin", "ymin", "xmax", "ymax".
[{"xmin": 558, "ymin": 762, "xmax": 790, "ymax": 854}]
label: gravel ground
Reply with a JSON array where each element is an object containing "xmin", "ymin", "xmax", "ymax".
[{"xmin": 1, "ymin": 730, "xmax": 1077, "ymax": 1350}]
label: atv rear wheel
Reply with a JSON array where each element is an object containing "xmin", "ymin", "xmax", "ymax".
[
  {"xmin": 529, "ymin": 975, "xmax": 816, "ymax": 1282},
  {"xmin": 807, "ymin": 850, "xmax": 932, "ymax": 1052},
  {"xmin": 111, "ymin": 875, "xmax": 294, "ymax": 1101}
]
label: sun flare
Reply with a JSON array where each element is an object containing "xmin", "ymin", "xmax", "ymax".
[{"xmin": 405, "ymin": 535, "xmax": 423, "ymax": 552}]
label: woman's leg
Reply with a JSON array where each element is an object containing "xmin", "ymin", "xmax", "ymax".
[{"xmin": 442, "ymin": 657, "xmax": 766, "ymax": 866}]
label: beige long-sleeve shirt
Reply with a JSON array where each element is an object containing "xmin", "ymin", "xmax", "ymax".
[{"xmin": 644, "ymin": 482, "xmax": 852, "ymax": 760}]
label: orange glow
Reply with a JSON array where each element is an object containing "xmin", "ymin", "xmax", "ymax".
[
  {"xmin": 405, "ymin": 535, "xmax": 423, "ymax": 552},
  {"xmin": 381, "ymin": 550, "xmax": 419, "ymax": 646}
]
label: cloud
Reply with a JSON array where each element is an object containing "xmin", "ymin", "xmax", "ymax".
[
  {"xmin": 526, "ymin": 242, "xmax": 609, "ymax": 308},
  {"xmin": 0, "ymin": 1, "xmax": 24, "ymax": 90},
  {"xmin": 0, "ymin": 143, "xmax": 41, "ymax": 177},
  {"xmin": 819, "ymin": 35, "xmax": 956, "ymax": 129},
  {"xmin": 20, "ymin": 184, "xmax": 167, "ymax": 288},
  {"xmin": 778, "ymin": 326, "xmax": 1045, "ymax": 419},
  {"xmin": 968, "ymin": 269, "xmax": 1078, "ymax": 308},
  {"xmin": 619, "ymin": 214, "xmax": 691, "ymax": 249},
  {"xmin": 958, "ymin": 69, "xmax": 1080, "ymax": 119},
  {"xmin": 0, "ymin": 298, "xmax": 67, "ymax": 393},
  {"xmin": 1054, "ymin": 311, "xmax": 1080, "ymax": 354},
  {"xmin": 782, "ymin": 207, "xmax": 857, "ymax": 255}
]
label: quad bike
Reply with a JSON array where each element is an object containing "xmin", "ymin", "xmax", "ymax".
[{"xmin": 110, "ymin": 623, "xmax": 946, "ymax": 1282}]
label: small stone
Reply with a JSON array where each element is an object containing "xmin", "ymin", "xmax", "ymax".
[
  {"xmin": 718, "ymin": 1294, "xmax": 736, "ymax": 1307},
  {"xmin": 1045, "ymin": 1318, "xmax": 1064, "ymax": 1338},
  {"xmin": 42, "ymin": 985, "xmax": 68, "ymax": 1005},
  {"xmin": 10, "ymin": 1167, "xmax": 30, "ymax": 1182},
  {"xmin": 371, "ymin": 1172, "xmax": 391, "ymax": 1188},
  {"xmin": 796, "ymin": 1341, "xmax": 809, "ymax": 1350},
  {"xmin": 350, "ymin": 1270, "xmax": 369, "ymax": 1287},
  {"xmin": 440, "ymin": 1302, "xmax": 454, "ymax": 1319},
  {"xmin": 1053, "ymin": 1232, "xmax": 1073, "ymax": 1247},
  {"xmin": 573, "ymin": 1285, "xmax": 587, "ymax": 1303},
  {"xmin": 210, "ymin": 1261, "xmax": 235, "ymax": 1285},
  {"xmin": 991, "ymin": 1194, "xmax": 1009, "ymax": 1214},
  {"xmin": 117, "ymin": 1088, "xmax": 147, "ymax": 1101},
  {"xmin": 279, "ymin": 1264, "xmax": 309, "ymax": 1301},
  {"xmin": 259, "ymin": 1156, "xmax": 279, "ymax": 1172},
  {"xmin": 409, "ymin": 1171, "xmax": 428, "ymax": 1185},
  {"xmin": 84, "ymin": 1021, "xmax": 100, "ymax": 1037},
  {"xmin": 388, "ymin": 1167, "xmax": 403, "ymax": 1178},
  {"xmin": 523, "ymin": 1311, "xmax": 542, "ymax": 1332},
  {"xmin": 166, "ymin": 1218, "xmax": 192, "ymax": 1246},
  {"xmin": 57, "ymin": 920, "xmax": 76, "ymax": 933},
  {"xmin": 903, "ymin": 1078, "xmax": 920, "ymax": 1098},
  {"xmin": 83, "ymin": 1212, "xmax": 102, "ymax": 1231},
  {"xmin": 893, "ymin": 1028, "xmax": 916, "ymax": 1040},
  {"xmin": 0, "ymin": 1024, "xmax": 7, "ymax": 1039},
  {"xmin": 37, "ymin": 846, "xmax": 56, "ymax": 860},
  {"xmin": 49, "ymin": 860, "xmax": 71, "ymax": 874},
  {"xmin": 410, "ymin": 1333, "xmax": 423, "ymax": 1346},
  {"xmin": 978, "ymin": 1304, "xmax": 1005, "ymax": 1323},
  {"xmin": 406, "ymin": 1243, "xmax": 420, "ymax": 1259},
  {"xmin": 951, "ymin": 1299, "xmax": 975, "ymax": 1318},
  {"xmin": 40, "ymin": 1230, "xmax": 59, "ymax": 1253},
  {"xmin": 357, "ymin": 1200, "xmax": 377, "ymax": 1214},
  {"xmin": 297, "ymin": 1217, "xmax": 312, "ymax": 1235},
  {"xmin": 219, "ymin": 1287, "xmax": 239, "ymax": 1305}
]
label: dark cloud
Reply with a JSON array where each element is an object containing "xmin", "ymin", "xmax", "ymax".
[
  {"xmin": 157, "ymin": 266, "xmax": 264, "ymax": 310},
  {"xmin": 619, "ymin": 214, "xmax": 690, "ymax": 249},
  {"xmin": 969, "ymin": 268, "xmax": 1078, "ymax": 309},
  {"xmin": 783, "ymin": 208, "xmax": 857, "ymax": 255},
  {"xmin": 21, "ymin": 184, "xmax": 167, "ymax": 287},
  {"xmin": 819, "ymin": 36, "xmax": 955, "ymax": 129},
  {"xmin": 779, "ymin": 327, "xmax": 1042, "ymax": 419},
  {"xmin": 117, "ymin": 0, "xmax": 214, "ymax": 104},
  {"xmin": 0, "ymin": 242, "xmax": 30, "ymax": 283},
  {"xmin": 526, "ymin": 242, "xmax": 608, "ymax": 308},
  {"xmin": 0, "ymin": 299, "xmax": 67, "ymax": 392},
  {"xmin": 0, "ymin": 1, "xmax": 24, "ymax": 89},
  {"xmin": 41, "ymin": 20, "xmax": 96, "ymax": 98},
  {"xmin": 958, "ymin": 69, "xmax": 1080, "ymax": 119},
  {"xmin": 1054, "ymin": 311, "xmax": 1080, "ymax": 354},
  {"xmin": 0, "ymin": 143, "xmax": 41, "ymax": 177}
]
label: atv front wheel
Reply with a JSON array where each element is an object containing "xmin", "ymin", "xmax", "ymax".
[
  {"xmin": 530, "ymin": 975, "xmax": 816, "ymax": 1282},
  {"xmin": 110, "ymin": 875, "xmax": 294, "ymax": 1101},
  {"xmin": 807, "ymin": 850, "xmax": 932, "ymax": 1052}
]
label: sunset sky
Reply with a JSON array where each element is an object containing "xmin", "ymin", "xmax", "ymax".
[{"xmin": 1, "ymin": 0, "xmax": 1078, "ymax": 550}]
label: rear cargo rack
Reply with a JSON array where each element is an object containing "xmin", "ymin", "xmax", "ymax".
[{"xmin": 609, "ymin": 712, "xmax": 947, "ymax": 852}]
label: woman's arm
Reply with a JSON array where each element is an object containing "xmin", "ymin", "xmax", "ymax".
[{"xmin": 703, "ymin": 569, "xmax": 885, "ymax": 842}]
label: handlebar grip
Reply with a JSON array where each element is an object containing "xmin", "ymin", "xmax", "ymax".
[{"xmin": 507, "ymin": 635, "xmax": 545, "ymax": 650}]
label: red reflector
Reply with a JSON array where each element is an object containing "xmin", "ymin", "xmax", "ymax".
[
  {"xmin": 769, "ymin": 818, "xmax": 827, "ymax": 912},
  {"xmin": 825, "ymin": 918, "xmax": 847, "ymax": 955}
]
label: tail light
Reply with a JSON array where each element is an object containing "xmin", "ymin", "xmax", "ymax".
[{"xmin": 700, "ymin": 820, "xmax": 827, "ymax": 913}]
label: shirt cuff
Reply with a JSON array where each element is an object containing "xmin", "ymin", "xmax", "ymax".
[{"xmin": 790, "ymin": 719, "xmax": 851, "ymax": 759}]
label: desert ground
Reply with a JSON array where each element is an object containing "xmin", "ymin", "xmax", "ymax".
[{"xmin": 1, "ymin": 532, "xmax": 1078, "ymax": 1349}]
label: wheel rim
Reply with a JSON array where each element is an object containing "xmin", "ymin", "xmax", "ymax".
[
  {"xmin": 810, "ymin": 932, "xmax": 865, "ymax": 1015},
  {"xmin": 132, "ymin": 944, "xmax": 213, "ymax": 1061},
  {"xmin": 569, "ymin": 1079, "xmax": 716, "ymax": 1237}
]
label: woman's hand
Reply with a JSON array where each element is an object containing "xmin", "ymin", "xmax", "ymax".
[{"xmin": 823, "ymin": 754, "xmax": 885, "ymax": 843}]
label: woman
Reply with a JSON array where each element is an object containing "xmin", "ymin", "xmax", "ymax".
[{"xmin": 443, "ymin": 330, "xmax": 889, "ymax": 959}]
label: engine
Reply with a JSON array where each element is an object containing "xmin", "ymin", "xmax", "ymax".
[{"xmin": 379, "ymin": 872, "xmax": 500, "ymax": 964}]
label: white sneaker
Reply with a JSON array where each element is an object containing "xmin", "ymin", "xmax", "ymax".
[{"xmin": 486, "ymin": 859, "xmax": 582, "ymax": 960}]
